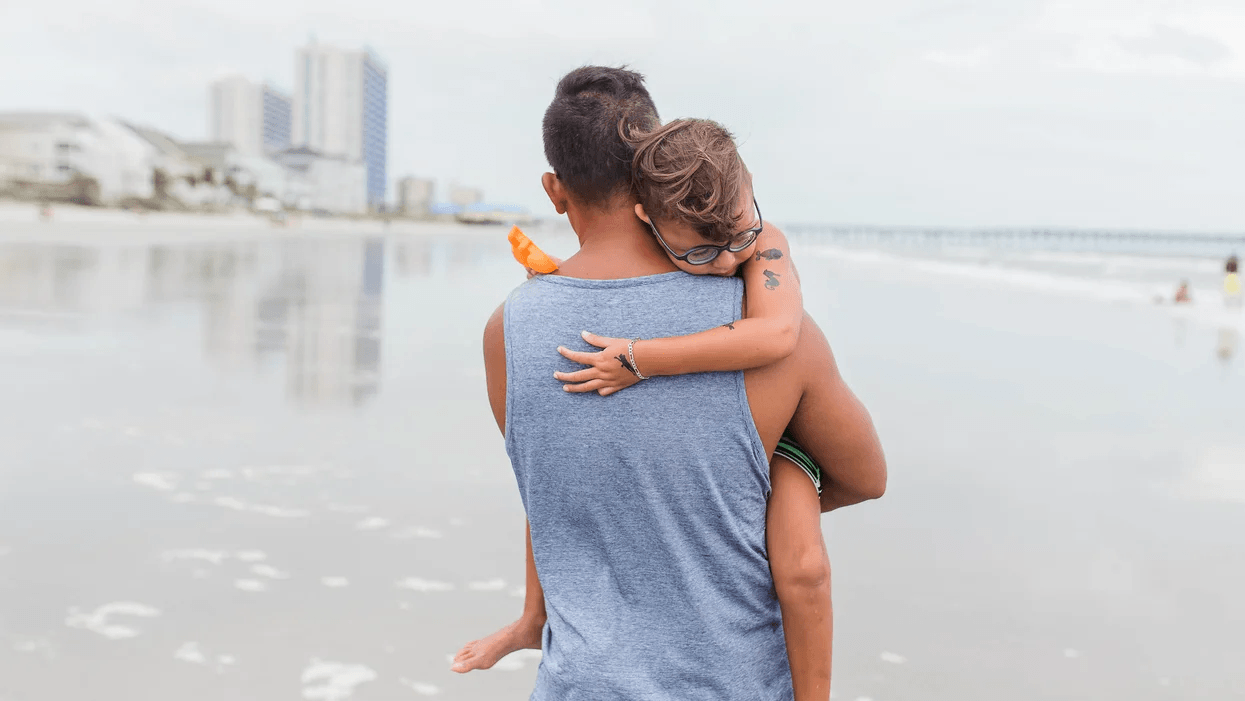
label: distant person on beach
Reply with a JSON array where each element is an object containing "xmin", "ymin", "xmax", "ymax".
[
  {"xmin": 1225, "ymin": 256, "xmax": 1241, "ymax": 308},
  {"xmin": 455, "ymin": 66, "xmax": 886, "ymax": 701},
  {"xmin": 1175, "ymin": 280, "xmax": 1192, "ymax": 304}
]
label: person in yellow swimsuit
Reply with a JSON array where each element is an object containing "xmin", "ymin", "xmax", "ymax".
[{"xmin": 1225, "ymin": 255, "xmax": 1241, "ymax": 308}]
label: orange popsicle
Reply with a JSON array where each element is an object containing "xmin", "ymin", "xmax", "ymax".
[{"xmin": 508, "ymin": 226, "xmax": 559, "ymax": 274}]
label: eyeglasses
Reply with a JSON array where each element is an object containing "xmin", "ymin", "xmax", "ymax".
[{"xmin": 647, "ymin": 198, "xmax": 763, "ymax": 265}]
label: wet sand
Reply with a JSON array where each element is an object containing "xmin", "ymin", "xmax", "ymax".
[{"xmin": 0, "ymin": 216, "xmax": 1243, "ymax": 700}]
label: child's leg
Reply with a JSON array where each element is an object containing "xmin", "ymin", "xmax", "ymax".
[
  {"xmin": 767, "ymin": 453, "xmax": 832, "ymax": 701},
  {"xmin": 451, "ymin": 522, "xmax": 547, "ymax": 673}
]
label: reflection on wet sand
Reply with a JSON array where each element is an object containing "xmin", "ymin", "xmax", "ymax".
[
  {"xmin": 1218, "ymin": 327, "xmax": 1239, "ymax": 364},
  {"xmin": 196, "ymin": 238, "xmax": 387, "ymax": 407},
  {"xmin": 0, "ymin": 234, "xmax": 507, "ymax": 407},
  {"xmin": 0, "ymin": 227, "xmax": 557, "ymax": 701}
]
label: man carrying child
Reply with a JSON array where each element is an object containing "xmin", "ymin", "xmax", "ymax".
[{"xmin": 465, "ymin": 66, "xmax": 887, "ymax": 700}]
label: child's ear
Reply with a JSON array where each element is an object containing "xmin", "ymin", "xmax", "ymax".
[
  {"xmin": 541, "ymin": 173, "xmax": 568, "ymax": 215},
  {"xmin": 634, "ymin": 202, "xmax": 651, "ymax": 225}
]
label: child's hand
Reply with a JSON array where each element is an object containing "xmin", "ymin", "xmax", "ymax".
[
  {"xmin": 525, "ymin": 256, "xmax": 563, "ymax": 279},
  {"xmin": 554, "ymin": 331, "xmax": 644, "ymax": 396}
]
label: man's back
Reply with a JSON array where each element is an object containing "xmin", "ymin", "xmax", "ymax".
[{"xmin": 504, "ymin": 271, "xmax": 793, "ymax": 701}]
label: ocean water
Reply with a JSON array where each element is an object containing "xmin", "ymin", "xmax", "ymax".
[{"xmin": 0, "ymin": 216, "xmax": 1242, "ymax": 700}]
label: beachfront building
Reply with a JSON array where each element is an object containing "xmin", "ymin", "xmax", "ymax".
[
  {"xmin": 397, "ymin": 176, "xmax": 434, "ymax": 217},
  {"xmin": 120, "ymin": 121, "xmax": 226, "ymax": 209},
  {"xmin": 180, "ymin": 141, "xmax": 286, "ymax": 207},
  {"xmin": 271, "ymin": 146, "xmax": 367, "ymax": 214},
  {"xmin": 448, "ymin": 184, "xmax": 483, "ymax": 207},
  {"xmin": 0, "ymin": 112, "xmax": 155, "ymax": 205},
  {"xmin": 0, "ymin": 112, "xmax": 90, "ymax": 192},
  {"xmin": 293, "ymin": 42, "xmax": 388, "ymax": 209},
  {"xmin": 210, "ymin": 76, "xmax": 293, "ymax": 157}
]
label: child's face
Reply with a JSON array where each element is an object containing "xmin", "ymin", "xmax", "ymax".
[{"xmin": 644, "ymin": 183, "xmax": 760, "ymax": 278}]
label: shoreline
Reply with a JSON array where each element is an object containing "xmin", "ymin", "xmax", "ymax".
[{"xmin": 0, "ymin": 201, "xmax": 557, "ymax": 243}]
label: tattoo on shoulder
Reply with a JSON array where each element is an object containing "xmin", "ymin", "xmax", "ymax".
[
  {"xmin": 763, "ymin": 270, "xmax": 781, "ymax": 290},
  {"xmin": 722, "ymin": 322, "xmax": 736, "ymax": 330},
  {"xmin": 756, "ymin": 248, "xmax": 783, "ymax": 261},
  {"xmin": 615, "ymin": 354, "xmax": 638, "ymax": 376}
]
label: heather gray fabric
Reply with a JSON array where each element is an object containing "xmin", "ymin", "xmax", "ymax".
[{"xmin": 504, "ymin": 271, "xmax": 793, "ymax": 701}]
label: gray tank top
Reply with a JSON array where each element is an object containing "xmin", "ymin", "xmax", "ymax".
[{"xmin": 504, "ymin": 271, "xmax": 793, "ymax": 701}]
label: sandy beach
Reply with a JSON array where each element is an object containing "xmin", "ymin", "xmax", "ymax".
[
  {"xmin": 0, "ymin": 202, "xmax": 531, "ymax": 243},
  {"xmin": 1, "ymin": 210, "xmax": 1242, "ymax": 700}
]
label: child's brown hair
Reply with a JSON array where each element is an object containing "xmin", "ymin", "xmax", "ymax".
[{"xmin": 624, "ymin": 118, "xmax": 747, "ymax": 244}]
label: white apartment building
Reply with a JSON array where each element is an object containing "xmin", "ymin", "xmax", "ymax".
[
  {"xmin": 210, "ymin": 76, "xmax": 292, "ymax": 157},
  {"xmin": 293, "ymin": 43, "xmax": 387, "ymax": 207},
  {"xmin": 0, "ymin": 112, "xmax": 154, "ymax": 204},
  {"xmin": 180, "ymin": 141, "xmax": 284, "ymax": 207},
  {"xmin": 210, "ymin": 76, "xmax": 261, "ymax": 156},
  {"xmin": 272, "ymin": 146, "xmax": 366, "ymax": 214}
]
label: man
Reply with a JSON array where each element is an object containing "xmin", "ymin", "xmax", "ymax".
[{"xmin": 478, "ymin": 66, "xmax": 885, "ymax": 699}]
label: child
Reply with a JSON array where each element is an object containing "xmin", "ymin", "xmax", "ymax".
[{"xmin": 456, "ymin": 119, "xmax": 847, "ymax": 700}]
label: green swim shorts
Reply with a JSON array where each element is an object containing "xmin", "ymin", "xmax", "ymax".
[{"xmin": 774, "ymin": 435, "xmax": 822, "ymax": 496}]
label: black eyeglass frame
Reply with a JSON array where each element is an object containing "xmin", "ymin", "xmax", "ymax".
[{"xmin": 646, "ymin": 198, "xmax": 763, "ymax": 265}]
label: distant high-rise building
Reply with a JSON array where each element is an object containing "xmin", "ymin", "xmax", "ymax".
[
  {"xmin": 293, "ymin": 43, "xmax": 388, "ymax": 208},
  {"xmin": 210, "ymin": 76, "xmax": 258, "ymax": 154},
  {"xmin": 209, "ymin": 76, "xmax": 291, "ymax": 156},
  {"xmin": 261, "ymin": 85, "xmax": 293, "ymax": 153}
]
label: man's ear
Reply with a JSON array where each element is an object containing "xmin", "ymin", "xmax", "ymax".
[
  {"xmin": 634, "ymin": 202, "xmax": 651, "ymax": 225},
  {"xmin": 541, "ymin": 173, "xmax": 569, "ymax": 215}
]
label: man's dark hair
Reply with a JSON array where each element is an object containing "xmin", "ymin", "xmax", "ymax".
[{"xmin": 542, "ymin": 66, "xmax": 660, "ymax": 206}]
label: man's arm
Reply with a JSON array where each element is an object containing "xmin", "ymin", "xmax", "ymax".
[{"xmin": 785, "ymin": 317, "xmax": 887, "ymax": 513}]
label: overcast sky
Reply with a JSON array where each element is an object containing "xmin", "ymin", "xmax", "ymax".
[{"xmin": 3, "ymin": 0, "xmax": 1244, "ymax": 230}]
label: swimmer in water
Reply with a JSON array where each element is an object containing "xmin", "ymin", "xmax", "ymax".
[{"xmin": 1175, "ymin": 280, "xmax": 1192, "ymax": 304}]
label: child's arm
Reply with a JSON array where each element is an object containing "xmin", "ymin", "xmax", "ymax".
[
  {"xmin": 643, "ymin": 226, "xmax": 803, "ymax": 372},
  {"xmin": 555, "ymin": 226, "xmax": 803, "ymax": 396}
]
